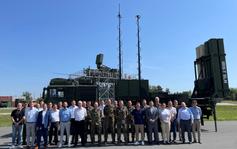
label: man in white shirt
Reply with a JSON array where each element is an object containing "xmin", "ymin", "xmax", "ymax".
[
  {"xmin": 24, "ymin": 101, "xmax": 38, "ymax": 148},
  {"xmin": 49, "ymin": 104, "xmax": 60, "ymax": 145},
  {"xmin": 160, "ymin": 103, "xmax": 171, "ymax": 144},
  {"xmin": 74, "ymin": 101, "xmax": 87, "ymax": 147}
]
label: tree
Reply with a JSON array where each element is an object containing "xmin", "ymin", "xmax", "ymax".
[
  {"xmin": 149, "ymin": 85, "xmax": 164, "ymax": 93},
  {"xmin": 22, "ymin": 91, "xmax": 32, "ymax": 102},
  {"xmin": 156, "ymin": 85, "xmax": 163, "ymax": 93},
  {"xmin": 228, "ymin": 88, "xmax": 237, "ymax": 100},
  {"xmin": 182, "ymin": 90, "xmax": 192, "ymax": 97},
  {"xmin": 165, "ymin": 88, "xmax": 170, "ymax": 94}
]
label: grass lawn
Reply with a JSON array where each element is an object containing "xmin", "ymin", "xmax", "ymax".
[
  {"xmin": 0, "ymin": 108, "xmax": 13, "ymax": 127},
  {"xmin": 0, "ymin": 115, "xmax": 12, "ymax": 127},
  {"xmin": 208, "ymin": 105, "xmax": 237, "ymax": 121}
]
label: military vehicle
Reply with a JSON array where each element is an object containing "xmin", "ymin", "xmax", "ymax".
[
  {"xmin": 42, "ymin": 53, "xmax": 149, "ymax": 103},
  {"xmin": 191, "ymin": 38, "xmax": 229, "ymax": 131}
]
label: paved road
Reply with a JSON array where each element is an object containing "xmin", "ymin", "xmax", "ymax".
[{"xmin": 0, "ymin": 121, "xmax": 237, "ymax": 149}]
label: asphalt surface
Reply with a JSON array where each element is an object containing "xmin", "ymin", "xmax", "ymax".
[{"xmin": 0, "ymin": 121, "xmax": 237, "ymax": 149}]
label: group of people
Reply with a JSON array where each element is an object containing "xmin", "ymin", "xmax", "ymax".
[{"xmin": 10, "ymin": 97, "xmax": 202, "ymax": 149}]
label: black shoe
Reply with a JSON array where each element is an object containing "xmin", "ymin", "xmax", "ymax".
[
  {"xmin": 132, "ymin": 139, "xmax": 134, "ymax": 143},
  {"xmin": 117, "ymin": 140, "xmax": 121, "ymax": 145},
  {"xmin": 193, "ymin": 140, "xmax": 197, "ymax": 143},
  {"xmin": 189, "ymin": 142, "xmax": 192, "ymax": 144},
  {"xmin": 198, "ymin": 141, "xmax": 202, "ymax": 144},
  {"xmin": 64, "ymin": 142, "xmax": 68, "ymax": 145},
  {"xmin": 182, "ymin": 141, "xmax": 185, "ymax": 144}
]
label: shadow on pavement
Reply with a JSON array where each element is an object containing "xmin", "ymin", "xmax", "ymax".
[{"xmin": 1, "ymin": 133, "xmax": 12, "ymax": 138}]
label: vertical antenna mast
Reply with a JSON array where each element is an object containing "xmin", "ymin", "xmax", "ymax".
[
  {"xmin": 136, "ymin": 15, "xmax": 142, "ymax": 101},
  {"xmin": 118, "ymin": 4, "xmax": 122, "ymax": 80}
]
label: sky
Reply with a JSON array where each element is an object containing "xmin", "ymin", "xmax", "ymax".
[{"xmin": 0, "ymin": 0, "xmax": 236, "ymax": 98}]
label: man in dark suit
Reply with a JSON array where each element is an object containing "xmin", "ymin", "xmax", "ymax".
[
  {"xmin": 146, "ymin": 100, "xmax": 159, "ymax": 145},
  {"xmin": 35, "ymin": 103, "xmax": 51, "ymax": 149}
]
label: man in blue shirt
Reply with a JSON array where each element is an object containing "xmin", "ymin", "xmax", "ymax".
[
  {"xmin": 177, "ymin": 102, "xmax": 193, "ymax": 144},
  {"xmin": 25, "ymin": 101, "xmax": 38, "ymax": 148},
  {"xmin": 132, "ymin": 102, "xmax": 145, "ymax": 145},
  {"xmin": 190, "ymin": 100, "xmax": 202, "ymax": 144},
  {"xmin": 58, "ymin": 101, "xmax": 71, "ymax": 148},
  {"xmin": 69, "ymin": 100, "xmax": 78, "ymax": 145}
]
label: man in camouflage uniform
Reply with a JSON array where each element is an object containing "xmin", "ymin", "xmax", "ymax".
[
  {"xmin": 113, "ymin": 100, "xmax": 118, "ymax": 137},
  {"xmin": 115, "ymin": 100, "xmax": 128, "ymax": 144},
  {"xmin": 99, "ymin": 100, "xmax": 105, "ymax": 138},
  {"xmin": 103, "ymin": 99, "xmax": 115, "ymax": 144},
  {"xmin": 86, "ymin": 101, "xmax": 94, "ymax": 143},
  {"xmin": 126, "ymin": 100, "xmax": 135, "ymax": 143},
  {"xmin": 89, "ymin": 102, "xmax": 102, "ymax": 145}
]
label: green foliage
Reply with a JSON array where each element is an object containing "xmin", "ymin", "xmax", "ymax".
[
  {"xmin": 35, "ymin": 97, "xmax": 43, "ymax": 102},
  {"xmin": 22, "ymin": 91, "xmax": 32, "ymax": 102},
  {"xmin": 149, "ymin": 85, "xmax": 163, "ymax": 93},
  {"xmin": 181, "ymin": 90, "xmax": 192, "ymax": 97},
  {"xmin": 220, "ymin": 100, "xmax": 237, "ymax": 104},
  {"xmin": 229, "ymin": 88, "xmax": 237, "ymax": 100},
  {"xmin": 165, "ymin": 88, "xmax": 170, "ymax": 94}
]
